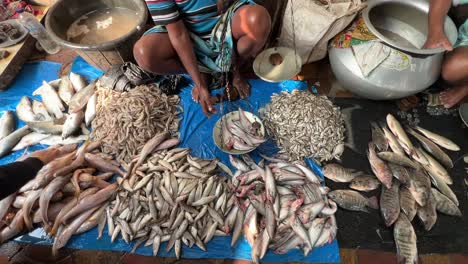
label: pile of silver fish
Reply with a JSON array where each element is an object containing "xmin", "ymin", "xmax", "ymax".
[
  {"xmin": 261, "ymin": 90, "xmax": 345, "ymax": 162},
  {"xmin": 106, "ymin": 131, "xmax": 234, "ymax": 258},
  {"xmin": 0, "ymin": 141, "xmax": 123, "ymax": 255},
  {"xmin": 90, "ymin": 84, "xmax": 181, "ymax": 163},
  {"xmin": 230, "ymin": 154, "xmax": 337, "ymax": 263},
  {"xmin": 0, "ymin": 72, "xmax": 96, "ymax": 158},
  {"xmin": 220, "ymin": 108, "xmax": 266, "ymax": 151},
  {"xmin": 324, "ymin": 113, "xmax": 462, "ymax": 264}
]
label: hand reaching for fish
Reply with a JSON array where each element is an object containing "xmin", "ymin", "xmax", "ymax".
[{"xmin": 28, "ymin": 144, "xmax": 77, "ymax": 164}]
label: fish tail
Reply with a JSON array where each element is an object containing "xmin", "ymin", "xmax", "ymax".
[{"xmin": 367, "ymin": 196, "xmax": 379, "ymax": 210}]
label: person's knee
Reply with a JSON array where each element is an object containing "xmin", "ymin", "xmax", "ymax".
[
  {"xmin": 133, "ymin": 36, "xmax": 153, "ymax": 72},
  {"xmin": 441, "ymin": 48, "xmax": 468, "ymax": 83},
  {"xmin": 235, "ymin": 5, "xmax": 271, "ymax": 44}
]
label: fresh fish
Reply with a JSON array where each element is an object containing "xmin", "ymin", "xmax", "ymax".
[
  {"xmin": 367, "ymin": 142, "xmax": 393, "ymax": 189},
  {"xmin": 75, "ymin": 204, "xmax": 107, "ymax": 235},
  {"xmin": 32, "ymin": 200, "xmax": 68, "ymax": 224},
  {"xmin": 85, "ymin": 94, "xmax": 97, "ymax": 126},
  {"xmin": 328, "ymin": 190, "xmax": 379, "ymax": 212},
  {"xmin": 33, "ymin": 81, "xmax": 65, "ymax": 119},
  {"xmin": 0, "ymin": 193, "xmax": 16, "ymax": 220},
  {"xmin": 382, "ymin": 125, "xmax": 406, "ymax": 156},
  {"xmin": 406, "ymin": 127, "xmax": 453, "ymax": 168},
  {"xmin": 39, "ymin": 175, "xmax": 70, "ymax": 227},
  {"xmin": 58, "ymin": 76, "xmax": 75, "ymax": 105},
  {"xmin": 393, "ymin": 213, "xmax": 418, "ymax": 264},
  {"xmin": 238, "ymin": 108, "xmax": 254, "ymax": 134},
  {"xmin": 308, "ymin": 218, "xmax": 326, "ymax": 248},
  {"xmin": 243, "ymin": 210, "xmax": 258, "ymax": 247},
  {"xmin": 0, "ymin": 126, "xmax": 31, "ymax": 157},
  {"xmin": 0, "ymin": 111, "xmax": 15, "ymax": 140},
  {"xmin": 84, "ymin": 153, "xmax": 125, "ymax": 176},
  {"xmin": 416, "ymin": 192, "xmax": 437, "ymax": 231},
  {"xmin": 16, "ymin": 97, "xmax": 38, "ymax": 122},
  {"xmin": 370, "ymin": 121, "xmax": 388, "ymax": 151},
  {"xmin": 406, "ymin": 168, "xmax": 431, "ymax": 207},
  {"xmin": 22, "ymin": 189, "xmax": 42, "ymax": 230},
  {"xmin": 414, "ymin": 126, "xmax": 460, "ymax": 151},
  {"xmin": 386, "ymin": 114, "xmax": 414, "ymax": 154},
  {"xmin": 388, "ymin": 164, "xmax": 411, "ymax": 185},
  {"xmin": 377, "ymin": 152, "xmax": 419, "ymax": 169},
  {"xmin": 289, "ymin": 215, "xmax": 312, "ymax": 248},
  {"xmin": 229, "ymin": 155, "xmax": 250, "ymax": 172},
  {"xmin": 431, "ymin": 188, "xmax": 461, "ymax": 217},
  {"xmin": 62, "ymin": 111, "xmax": 85, "ymax": 139},
  {"xmin": 380, "ymin": 180, "xmax": 400, "ymax": 226},
  {"xmin": 322, "ymin": 163, "xmax": 361, "ymax": 183},
  {"xmin": 68, "ymin": 81, "xmax": 96, "ymax": 113},
  {"xmin": 428, "ymin": 171, "xmax": 458, "ymax": 206},
  {"xmin": 264, "ymin": 165, "xmax": 276, "ymax": 202},
  {"xmin": 12, "ymin": 132, "xmax": 50, "ymax": 151},
  {"xmin": 69, "ymin": 72, "xmax": 87, "ymax": 92},
  {"xmin": 419, "ymin": 148, "xmax": 452, "ymax": 185},
  {"xmin": 399, "ymin": 187, "xmax": 417, "ymax": 221},
  {"xmin": 0, "ymin": 209, "xmax": 25, "ymax": 243},
  {"xmin": 26, "ymin": 118, "xmax": 65, "ymax": 135},
  {"xmin": 349, "ymin": 174, "xmax": 381, "ymax": 192},
  {"xmin": 130, "ymin": 131, "xmax": 169, "ymax": 177},
  {"xmin": 40, "ymin": 134, "xmax": 88, "ymax": 146},
  {"xmin": 32, "ymin": 100, "xmax": 52, "ymax": 121}
]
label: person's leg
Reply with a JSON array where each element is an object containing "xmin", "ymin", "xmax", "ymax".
[
  {"xmin": 231, "ymin": 5, "xmax": 271, "ymax": 98},
  {"xmin": 439, "ymin": 46, "xmax": 468, "ymax": 108}
]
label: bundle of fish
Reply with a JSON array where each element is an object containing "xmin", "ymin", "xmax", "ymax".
[
  {"xmin": 106, "ymin": 131, "xmax": 234, "ymax": 258},
  {"xmin": 229, "ymin": 154, "xmax": 337, "ymax": 263},
  {"xmin": 0, "ymin": 141, "xmax": 123, "ymax": 255},
  {"xmin": 261, "ymin": 90, "xmax": 345, "ymax": 162},
  {"xmin": 220, "ymin": 108, "xmax": 266, "ymax": 151},
  {"xmin": 323, "ymin": 113, "xmax": 461, "ymax": 264},
  {"xmin": 90, "ymin": 83, "xmax": 181, "ymax": 163},
  {"xmin": 0, "ymin": 72, "xmax": 96, "ymax": 158}
]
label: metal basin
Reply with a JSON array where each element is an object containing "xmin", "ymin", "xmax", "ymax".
[{"xmin": 329, "ymin": 0, "xmax": 458, "ymax": 100}]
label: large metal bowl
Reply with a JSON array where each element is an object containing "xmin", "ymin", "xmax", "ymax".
[{"xmin": 329, "ymin": 0, "xmax": 458, "ymax": 100}]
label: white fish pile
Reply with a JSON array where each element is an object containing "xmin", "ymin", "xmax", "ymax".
[
  {"xmin": 261, "ymin": 90, "xmax": 345, "ymax": 162},
  {"xmin": 90, "ymin": 83, "xmax": 181, "ymax": 163},
  {"xmin": 106, "ymin": 132, "xmax": 234, "ymax": 258},
  {"xmin": 220, "ymin": 109, "xmax": 266, "ymax": 151},
  {"xmin": 0, "ymin": 142, "xmax": 123, "ymax": 255},
  {"xmin": 326, "ymin": 113, "xmax": 462, "ymax": 264},
  {"xmin": 10, "ymin": 72, "xmax": 96, "ymax": 155},
  {"xmin": 230, "ymin": 154, "xmax": 337, "ymax": 263}
]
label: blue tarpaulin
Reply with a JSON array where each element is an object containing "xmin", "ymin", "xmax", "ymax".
[{"xmin": 3, "ymin": 57, "xmax": 339, "ymax": 262}]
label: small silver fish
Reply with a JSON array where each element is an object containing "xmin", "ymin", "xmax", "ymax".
[{"xmin": 0, "ymin": 111, "xmax": 15, "ymax": 140}]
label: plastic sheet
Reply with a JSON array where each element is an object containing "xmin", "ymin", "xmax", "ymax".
[{"xmin": 9, "ymin": 57, "xmax": 339, "ymax": 262}]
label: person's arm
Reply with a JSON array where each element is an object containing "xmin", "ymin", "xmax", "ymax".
[
  {"xmin": 0, "ymin": 158, "xmax": 43, "ymax": 200},
  {"xmin": 166, "ymin": 21, "xmax": 215, "ymax": 116},
  {"xmin": 424, "ymin": 0, "xmax": 453, "ymax": 50}
]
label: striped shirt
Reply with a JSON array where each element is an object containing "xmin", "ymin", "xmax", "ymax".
[
  {"xmin": 453, "ymin": 0, "xmax": 468, "ymax": 6},
  {"xmin": 146, "ymin": 0, "xmax": 221, "ymax": 39}
]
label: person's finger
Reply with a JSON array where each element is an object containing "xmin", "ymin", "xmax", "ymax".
[
  {"xmin": 200, "ymin": 100, "xmax": 211, "ymax": 118},
  {"xmin": 443, "ymin": 40, "xmax": 453, "ymax": 51}
]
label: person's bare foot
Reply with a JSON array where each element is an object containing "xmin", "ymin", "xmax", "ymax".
[
  {"xmin": 233, "ymin": 74, "xmax": 251, "ymax": 99},
  {"xmin": 439, "ymin": 84, "xmax": 468, "ymax": 108}
]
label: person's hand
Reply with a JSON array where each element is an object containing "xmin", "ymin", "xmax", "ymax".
[
  {"xmin": 29, "ymin": 144, "xmax": 77, "ymax": 164},
  {"xmin": 192, "ymin": 85, "xmax": 217, "ymax": 118},
  {"xmin": 423, "ymin": 32, "xmax": 453, "ymax": 51}
]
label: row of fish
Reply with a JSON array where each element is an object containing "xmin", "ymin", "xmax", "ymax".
[
  {"xmin": 323, "ymin": 113, "xmax": 462, "ymax": 264},
  {"xmin": 0, "ymin": 72, "xmax": 96, "ymax": 158},
  {"xmin": 221, "ymin": 108, "xmax": 266, "ymax": 151},
  {"xmin": 0, "ymin": 141, "xmax": 124, "ymax": 255},
  {"xmin": 229, "ymin": 154, "xmax": 337, "ymax": 262},
  {"xmin": 105, "ymin": 131, "xmax": 237, "ymax": 258}
]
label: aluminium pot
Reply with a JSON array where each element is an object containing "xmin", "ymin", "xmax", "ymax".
[{"xmin": 329, "ymin": 0, "xmax": 458, "ymax": 100}]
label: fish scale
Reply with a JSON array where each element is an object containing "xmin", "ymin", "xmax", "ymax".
[{"xmin": 380, "ymin": 180, "xmax": 400, "ymax": 227}]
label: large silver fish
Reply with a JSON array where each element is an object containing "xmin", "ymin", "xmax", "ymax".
[
  {"xmin": 16, "ymin": 97, "xmax": 38, "ymax": 122},
  {"xmin": 406, "ymin": 127, "xmax": 453, "ymax": 169},
  {"xmin": 26, "ymin": 118, "xmax": 65, "ymax": 135},
  {"xmin": 0, "ymin": 111, "xmax": 15, "ymax": 140},
  {"xmin": 328, "ymin": 190, "xmax": 378, "ymax": 212},
  {"xmin": 69, "ymin": 72, "xmax": 87, "ymax": 92},
  {"xmin": 58, "ymin": 75, "xmax": 75, "ymax": 105},
  {"xmin": 33, "ymin": 81, "xmax": 65, "ymax": 119},
  {"xmin": 322, "ymin": 163, "xmax": 361, "ymax": 183},
  {"xmin": 386, "ymin": 114, "xmax": 414, "ymax": 155},
  {"xmin": 12, "ymin": 132, "xmax": 50, "ymax": 151},
  {"xmin": 32, "ymin": 100, "xmax": 53, "ymax": 121},
  {"xmin": 85, "ymin": 94, "xmax": 97, "ymax": 126},
  {"xmin": 68, "ymin": 82, "xmax": 96, "ymax": 113},
  {"xmin": 0, "ymin": 126, "xmax": 31, "ymax": 157},
  {"xmin": 62, "ymin": 111, "xmax": 85, "ymax": 139},
  {"xmin": 414, "ymin": 126, "xmax": 460, "ymax": 151}
]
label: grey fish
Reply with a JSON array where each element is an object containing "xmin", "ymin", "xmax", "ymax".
[
  {"xmin": 399, "ymin": 187, "xmax": 417, "ymax": 221},
  {"xmin": 58, "ymin": 75, "xmax": 75, "ymax": 105},
  {"xmin": 414, "ymin": 126, "xmax": 460, "ymax": 151},
  {"xmin": 32, "ymin": 100, "xmax": 52, "ymax": 121},
  {"xmin": 388, "ymin": 164, "xmax": 411, "ymax": 185},
  {"xmin": 322, "ymin": 163, "xmax": 361, "ymax": 183},
  {"xmin": 370, "ymin": 121, "xmax": 388, "ymax": 151},
  {"xmin": 406, "ymin": 127, "xmax": 453, "ymax": 169},
  {"xmin": 40, "ymin": 134, "xmax": 88, "ymax": 146},
  {"xmin": 0, "ymin": 126, "xmax": 31, "ymax": 157},
  {"xmin": 406, "ymin": 168, "xmax": 431, "ymax": 207},
  {"xmin": 394, "ymin": 213, "xmax": 418, "ymax": 264},
  {"xmin": 85, "ymin": 94, "xmax": 97, "ymax": 126},
  {"xmin": 380, "ymin": 180, "xmax": 400, "ymax": 226},
  {"xmin": 431, "ymin": 188, "xmax": 461, "ymax": 217},
  {"xmin": 69, "ymin": 72, "xmax": 87, "ymax": 92},
  {"xmin": 62, "ymin": 111, "xmax": 85, "ymax": 139},
  {"xmin": 349, "ymin": 174, "xmax": 381, "ymax": 192},
  {"xmin": 328, "ymin": 190, "xmax": 379, "ymax": 212},
  {"xmin": 416, "ymin": 192, "xmax": 437, "ymax": 231},
  {"xmin": 368, "ymin": 142, "xmax": 393, "ymax": 189},
  {"xmin": 12, "ymin": 132, "xmax": 50, "ymax": 151},
  {"xmin": 33, "ymin": 81, "xmax": 65, "ymax": 119},
  {"xmin": 0, "ymin": 111, "xmax": 15, "ymax": 140},
  {"xmin": 68, "ymin": 81, "xmax": 95, "ymax": 113},
  {"xmin": 377, "ymin": 152, "xmax": 419, "ymax": 169},
  {"xmin": 39, "ymin": 175, "xmax": 70, "ymax": 227},
  {"xmin": 16, "ymin": 97, "xmax": 38, "ymax": 122},
  {"xmin": 26, "ymin": 118, "xmax": 65, "ymax": 135},
  {"xmin": 420, "ymin": 149, "xmax": 452, "ymax": 185}
]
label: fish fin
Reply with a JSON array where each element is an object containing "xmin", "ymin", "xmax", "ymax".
[{"xmin": 367, "ymin": 196, "xmax": 379, "ymax": 210}]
